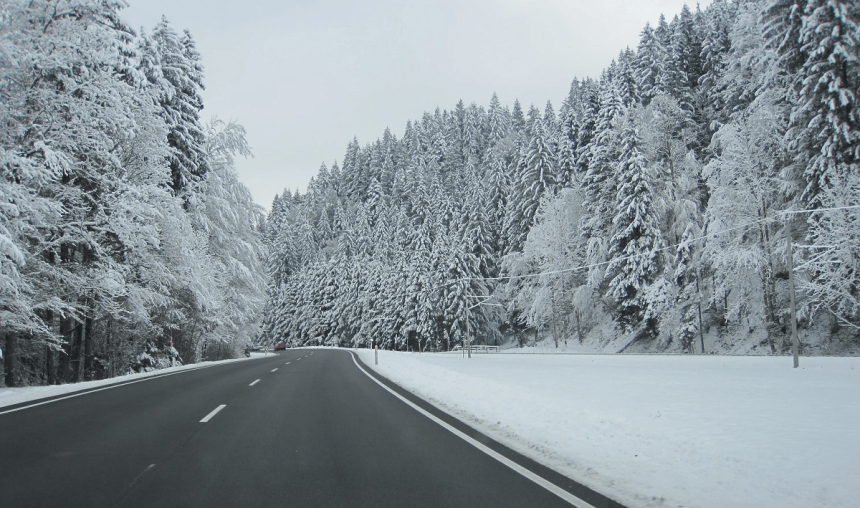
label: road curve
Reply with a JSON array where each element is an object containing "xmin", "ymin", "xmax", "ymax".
[{"xmin": 0, "ymin": 349, "xmax": 623, "ymax": 508}]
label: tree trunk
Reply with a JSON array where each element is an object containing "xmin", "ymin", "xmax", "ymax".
[
  {"xmin": 695, "ymin": 270, "xmax": 705, "ymax": 354},
  {"xmin": 4, "ymin": 332, "xmax": 18, "ymax": 387},
  {"xmin": 575, "ymin": 309, "xmax": 583, "ymax": 344},
  {"xmin": 46, "ymin": 345, "xmax": 55, "ymax": 385},
  {"xmin": 59, "ymin": 318, "xmax": 74, "ymax": 383},
  {"xmin": 71, "ymin": 321, "xmax": 83, "ymax": 383},
  {"xmin": 106, "ymin": 318, "xmax": 113, "ymax": 378},
  {"xmin": 760, "ymin": 220, "xmax": 778, "ymax": 354},
  {"xmin": 45, "ymin": 310, "xmax": 56, "ymax": 385},
  {"xmin": 83, "ymin": 314, "xmax": 94, "ymax": 381},
  {"xmin": 550, "ymin": 291, "xmax": 558, "ymax": 348}
]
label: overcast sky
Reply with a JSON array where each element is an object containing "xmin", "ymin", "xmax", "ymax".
[{"xmin": 122, "ymin": 0, "xmax": 710, "ymax": 210}]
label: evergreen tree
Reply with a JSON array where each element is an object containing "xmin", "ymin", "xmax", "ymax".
[
  {"xmin": 151, "ymin": 18, "xmax": 208, "ymax": 194},
  {"xmin": 518, "ymin": 118, "xmax": 558, "ymax": 229},
  {"xmin": 606, "ymin": 110, "xmax": 664, "ymax": 332},
  {"xmin": 636, "ymin": 23, "xmax": 666, "ymax": 105},
  {"xmin": 582, "ymin": 72, "xmax": 624, "ymax": 248},
  {"xmin": 511, "ymin": 99, "xmax": 526, "ymax": 133},
  {"xmin": 763, "ymin": 0, "xmax": 808, "ymax": 75},
  {"xmin": 792, "ymin": 0, "xmax": 860, "ymax": 205},
  {"xmin": 487, "ymin": 92, "xmax": 511, "ymax": 145}
]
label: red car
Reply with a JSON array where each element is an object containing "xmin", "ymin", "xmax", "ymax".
[{"xmin": 274, "ymin": 343, "xmax": 287, "ymax": 351}]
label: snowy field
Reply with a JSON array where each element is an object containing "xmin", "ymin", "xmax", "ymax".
[
  {"xmin": 353, "ymin": 349, "xmax": 859, "ymax": 508},
  {"xmin": 0, "ymin": 353, "xmax": 270, "ymax": 410}
]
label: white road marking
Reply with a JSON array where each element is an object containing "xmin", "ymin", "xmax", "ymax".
[
  {"xmin": 130, "ymin": 464, "xmax": 156, "ymax": 487},
  {"xmin": 249, "ymin": 379, "xmax": 260, "ymax": 386},
  {"xmin": 200, "ymin": 404, "xmax": 226, "ymax": 423},
  {"xmin": 285, "ymin": 362, "xmax": 291, "ymax": 365},
  {"xmin": 271, "ymin": 368, "xmax": 278, "ymax": 372},
  {"xmin": 0, "ymin": 363, "xmax": 227, "ymax": 416},
  {"xmin": 348, "ymin": 353, "xmax": 594, "ymax": 508}
]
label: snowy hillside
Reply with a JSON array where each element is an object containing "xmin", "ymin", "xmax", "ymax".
[{"xmin": 263, "ymin": 1, "xmax": 860, "ymax": 356}]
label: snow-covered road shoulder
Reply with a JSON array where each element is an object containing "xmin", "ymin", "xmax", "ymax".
[
  {"xmin": 355, "ymin": 350, "xmax": 859, "ymax": 508},
  {"xmin": 0, "ymin": 354, "xmax": 271, "ymax": 410}
]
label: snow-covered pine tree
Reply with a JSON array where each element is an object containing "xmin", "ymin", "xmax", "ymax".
[
  {"xmin": 557, "ymin": 80, "xmax": 582, "ymax": 187},
  {"xmin": 635, "ymin": 23, "xmax": 666, "ymax": 106},
  {"xmin": 517, "ymin": 118, "xmax": 558, "ymax": 232},
  {"xmin": 792, "ymin": 0, "xmax": 860, "ymax": 205},
  {"xmin": 763, "ymin": 0, "xmax": 808, "ymax": 76},
  {"xmin": 151, "ymin": 18, "xmax": 209, "ymax": 194},
  {"xmin": 511, "ymin": 99, "xmax": 526, "ymax": 135},
  {"xmin": 487, "ymin": 92, "xmax": 511, "ymax": 146},
  {"xmin": 581, "ymin": 72, "xmax": 624, "ymax": 287},
  {"xmin": 606, "ymin": 109, "xmax": 665, "ymax": 333}
]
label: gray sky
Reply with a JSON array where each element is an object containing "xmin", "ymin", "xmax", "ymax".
[{"xmin": 122, "ymin": 0, "xmax": 709, "ymax": 210}]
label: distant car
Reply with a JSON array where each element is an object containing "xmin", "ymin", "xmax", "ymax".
[{"xmin": 274, "ymin": 343, "xmax": 287, "ymax": 351}]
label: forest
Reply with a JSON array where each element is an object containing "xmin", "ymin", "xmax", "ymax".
[
  {"xmin": 0, "ymin": 0, "xmax": 268, "ymax": 386},
  {"xmin": 2, "ymin": 0, "xmax": 858, "ymax": 388},
  {"xmin": 263, "ymin": 0, "xmax": 860, "ymax": 355}
]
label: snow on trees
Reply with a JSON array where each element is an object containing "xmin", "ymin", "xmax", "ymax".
[
  {"xmin": 0, "ymin": 2, "xmax": 267, "ymax": 386},
  {"xmin": 798, "ymin": 172, "xmax": 860, "ymax": 330},
  {"xmin": 7, "ymin": 0, "xmax": 860, "ymax": 384},
  {"xmin": 260, "ymin": 0, "xmax": 860, "ymax": 355},
  {"xmin": 605, "ymin": 109, "xmax": 665, "ymax": 334}
]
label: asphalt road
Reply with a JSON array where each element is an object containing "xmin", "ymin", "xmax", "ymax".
[{"xmin": 0, "ymin": 349, "xmax": 623, "ymax": 508}]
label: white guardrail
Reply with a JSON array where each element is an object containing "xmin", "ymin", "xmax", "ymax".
[{"xmin": 450, "ymin": 345, "xmax": 499, "ymax": 353}]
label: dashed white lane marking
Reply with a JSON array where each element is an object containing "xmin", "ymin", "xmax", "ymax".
[
  {"xmin": 348, "ymin": 353, "xmax": 594, "ymax": 508},
  {"xmin": 285, "ymin": 362, "xmax": 291, "ymax": 365},
  {"xmin": 271, "ymin": 368, "xmax": 278, "ymax": 372},
  {"xmin": 249, "ymin": 379, "xmax": 261, "ymax": 386},
  {"xmin": 130, "ymin": 464, "xmax": 156, "ymax": 487},
  {"xmin": 200, "ymin": 404, "xmax": 227, "ymax": 423},
  {"xmin": 297, "ymin": 358, "xmax": 301, "ymax": 361}
]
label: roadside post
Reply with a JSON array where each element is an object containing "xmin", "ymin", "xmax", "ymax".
[
  {"xmin": 466, "ymin": 311, "xmax": 471, "ymax": 359},
  {"xmin": 374, "ymin": 341, "xmax": 378, "ymax": 365}
]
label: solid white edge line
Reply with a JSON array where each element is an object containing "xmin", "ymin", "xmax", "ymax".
[
  {"xmin": 349, "ymin": 353, "xmax": 595, "ymax": 508},
  {"xmin": 200, "ymin": 404, "xmax": 227, "ymax": 423},
  {"xmin": 249, "ymin": 379, "xmax": 260, "ymax": 386},
  {"xmin": 0, "ymin": 363, "xmax": 223, "ymax": 416}
]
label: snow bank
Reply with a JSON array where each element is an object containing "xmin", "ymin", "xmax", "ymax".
[
  {"xmin": 355, "ymin": 349, "xmax": 859, "ymax": 508},
  {"xmin": 0, "ymin": 355, "xmax": 266, "ymax": 410}
]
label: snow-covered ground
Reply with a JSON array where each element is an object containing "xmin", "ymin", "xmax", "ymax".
[
  {"xmin": 0, "ymin": 353, "xmax": 270, "ymax": 410},
  {"xmin": 354, "ymin": 349, "xmax": 860, "ymax": 508}
]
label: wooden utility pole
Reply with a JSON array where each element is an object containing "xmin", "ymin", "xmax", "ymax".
[
  {"xmin": 466, "ymin": 311, "xmax": 471, "ymax": 359},
  {"xmin": 786, "ymin": 220, "xmax": 799, "ymax": 368}
]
